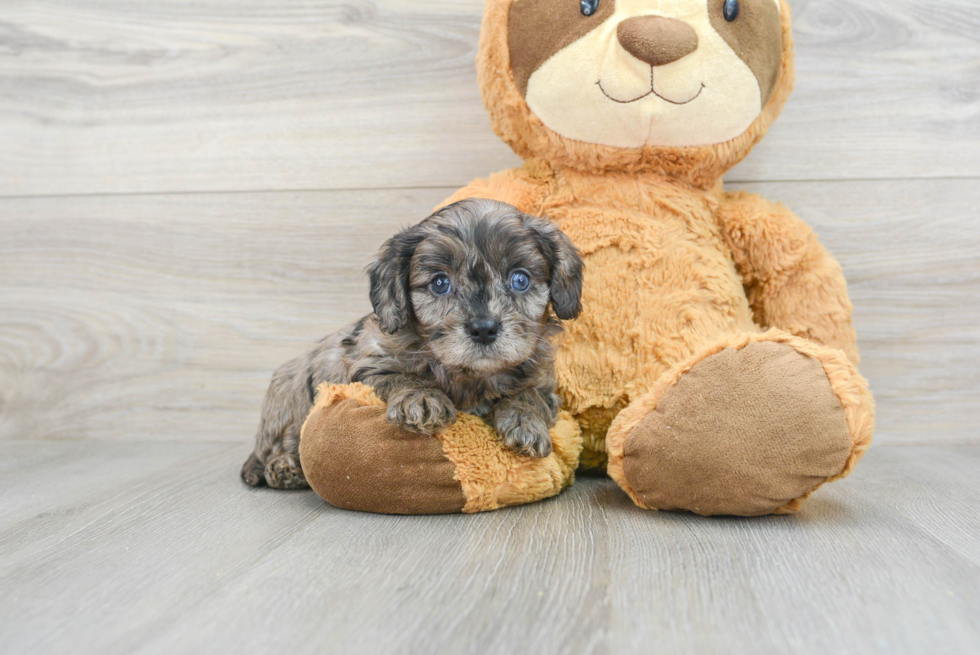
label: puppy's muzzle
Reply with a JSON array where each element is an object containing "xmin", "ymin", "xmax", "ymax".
[{"xmin": 467, "ymin": 318, "xmax": 500, "ymax": 345}]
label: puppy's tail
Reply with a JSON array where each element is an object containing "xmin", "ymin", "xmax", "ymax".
[{"xmin": 240, "ymin": 452, "xmax": 267, "ymax": 487}]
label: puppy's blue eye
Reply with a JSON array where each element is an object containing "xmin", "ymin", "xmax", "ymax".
[
  {"xmin": 430, "ymin": 275, "xmax": 452, "ymax": 296},
  {"xmin": 510, "ymin": 271, "xmax": 531, "ymax": 293},
  {"xmin": 580, "ymin": 0, "xmax": 598, "ymax": 17},
  {"xmin": 723, "ymin": 0, "xmax": 739, "ymax": 21}
]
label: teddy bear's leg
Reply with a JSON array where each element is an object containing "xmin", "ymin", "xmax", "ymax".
[
  {"xmin": 298, "ymin": 383, "xmax": 584, "ymax": 514},
  {"xmin": 605, "ymin": 330, "xmax": 874, "ymax": 516}
]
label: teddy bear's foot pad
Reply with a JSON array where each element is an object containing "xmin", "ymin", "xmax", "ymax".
[
  {"xmin": 622, "ymin": 341, "xmax": 852, "ymax": 516},
  {"xmin": 301, "ymin": 398, "xmax": 468, "ymax": 514}
]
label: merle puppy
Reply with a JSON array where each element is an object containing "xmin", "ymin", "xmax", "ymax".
[{"xmin": 242, "ymin": 198, "xmax": 584, "ymax": 489}]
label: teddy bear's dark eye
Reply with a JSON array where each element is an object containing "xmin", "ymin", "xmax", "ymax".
[
  {"xmin": 580, "ymin": 0, "xmax": 599, "ymax": 17},
  {"xmin": 510, "ymin": 270, "xmax": 531, "ymax": 293},
  {"xmin": 430, "ymin": 275, "xmax": 452, "ymax": 296},
  {"xmin": 723, "ymin": 0, "xmax": 739, "ymax": 21}
]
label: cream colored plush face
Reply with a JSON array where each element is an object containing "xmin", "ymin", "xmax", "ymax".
[{"xmin": 518, "ymin": 0, "xmax": 782, "ymax": 148}]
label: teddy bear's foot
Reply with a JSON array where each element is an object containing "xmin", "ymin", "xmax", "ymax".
[
  {"xmin": 299, "ymin": 383, "xmax": 584, "ymax": 514},
  {"xmin": 606, "ymin": 331, "xmax": 874, "ymax": 516}
]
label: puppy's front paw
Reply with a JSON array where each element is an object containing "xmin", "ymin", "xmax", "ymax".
[
  {"xmin": 496, "ymin": 409, "xmax": 553, "ymax": 458},
  {"xmin": 386, "ymin": 388, "xmax": 457, "ymax": 435}
]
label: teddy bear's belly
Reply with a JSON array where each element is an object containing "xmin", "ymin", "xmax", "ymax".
[{"xmin": 549, "ymin": 200, "xmax": 757, "ymax": 418}]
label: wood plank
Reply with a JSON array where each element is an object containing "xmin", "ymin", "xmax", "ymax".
[
  {"xmin": 2, "ymin": 0, "xmax": 979, "ymax": 196},
  {"xmin": 0, "ymin": 441, "xmax": 325, "ymax": 655},
  {"xmin": 732, "ymin": 0, "xmax": 980, "ymax": 183},
  {"xmin": 0, "ymin": 441, "xmax": 977, "ymax": 654},
  {"xmin": 604, "ymin": 445, "xmax": 980, "ymax": 655},
  {"xmin": 0, "ymin": 440, "xmax": 229, "ymax": 527},
  {"xmin": 848, "ymin": 445, "xmax": 980, "ymax": 568},
  {"xmin": 2, "ymin": 180, "xmax": 977, "ymax": 444}
]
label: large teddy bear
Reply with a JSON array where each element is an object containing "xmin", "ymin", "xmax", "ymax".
[{"xmin": 298, "ymin": 0, "xmax": 875, "ymax": 516}]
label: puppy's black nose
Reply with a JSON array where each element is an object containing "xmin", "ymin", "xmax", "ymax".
[{"xmin": 467, "ymin": 318, "xmax": 500, "ymax": 345}]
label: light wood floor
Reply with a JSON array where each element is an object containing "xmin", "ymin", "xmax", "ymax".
[
  {"xmin": 1, "ymin": 0, "xmax": 979, "ymax": 653},
  {"xmin": 1, "ymin": 441, "xmax": 978, "ymax": 654}
]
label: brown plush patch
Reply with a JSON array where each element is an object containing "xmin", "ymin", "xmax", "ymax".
[
  {"xmin": 300, "ymin": 399, "xmax": 466, "ymax": 515},
  {"xmin": 508, "ymin": 0, "xmax": 615, "ymax": 96},
  {"xmin": 621, "ymin": 341, "xmax": 852, "ymax": 516},
  {"xmin": 617, "ymin": 16, "xmax": 698, "ymax": 67},
  {"xmin": 708, "ymin": 0, "xmax": 783, "ymax": 104}
]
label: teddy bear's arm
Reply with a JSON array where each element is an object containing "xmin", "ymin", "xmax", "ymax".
[
  {"xmin": 717, "ymin": 191, "xmax": 860, "ymax": 364},
  {"xmin": 436, "ymin": 166, "xmax": 550, "ymax": 215}
]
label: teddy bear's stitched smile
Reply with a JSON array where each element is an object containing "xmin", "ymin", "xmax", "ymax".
[
  {"xmin": 596, "ymin": 74, "xmax": 705, "ymax": 106},
  {"xmin": 596, "ymin": 79, "xmax": 705, "ymax": 105}
]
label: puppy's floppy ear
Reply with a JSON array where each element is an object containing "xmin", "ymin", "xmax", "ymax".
[
  {"xmin": 523, "ymin": 214, "xmax": 584, "ymax": 320},
  {"xmin": 367, "ymin": 223, "xmax": 427, "ymax": 334}
]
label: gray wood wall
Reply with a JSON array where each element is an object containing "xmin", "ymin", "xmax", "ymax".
[{"xmin": 2, "ymin": 0, "xmax": 978, "ymax": 446}]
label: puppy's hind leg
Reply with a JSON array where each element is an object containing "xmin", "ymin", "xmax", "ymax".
[
  {"xmin": 264, "ymin": 451, "xmax": 308, "ymax": 490},
  {"xmin": 255, "ymin": 408, "xmax": 310, "ymax": 490},
  {"xmin": 241, "ymin": 359, "xmax": 314, "ymax": 490},
  {"xmin": 242, "ymin": 418, "xmax": 309, "ymax": 490},
  {"xmin": 241, "ymin": 452, "xmax": 266, "ymax": 487}
]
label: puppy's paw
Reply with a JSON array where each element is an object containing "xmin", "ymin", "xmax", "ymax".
[
  {"xmin": 496, "ymin": 408, "xmax": 553, "ymax": 458},
  {"xmin": 264, "ymin": 453, "xmax": 308, "ymax": 490},
  {"xmin": 386, "ymin": 388, "xmax": 457, "ymax": 435}
]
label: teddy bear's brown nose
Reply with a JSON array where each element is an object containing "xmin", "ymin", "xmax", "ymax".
[{"xmin": 617, "ymin": 16, "xmax": 699, "ymax": 67}]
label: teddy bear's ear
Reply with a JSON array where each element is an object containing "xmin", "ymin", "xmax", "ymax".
[
  {"xmin": 523, "ymin": 214, "xmax": 584, "ymax": 320},
  {"xmin": 367, "ymin": 225, "xmax": 426, "ymax": 334}
]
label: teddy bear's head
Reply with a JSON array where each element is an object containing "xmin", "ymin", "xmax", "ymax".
[{"xmin": 478, "ymin": 0, "xmax": 795, "ymax": 187}]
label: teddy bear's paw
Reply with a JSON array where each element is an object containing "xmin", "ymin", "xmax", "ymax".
[
  {"xmin": 385, "ymin": 388, "xmax": 457, "ymax": 435},
  {"xmin": 616, "ymin": 340, "xmax": 859, "ymax": 516},
  {"xmin": 264, "ymin": 453, "xmax": 309, "ymax": 490}
]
